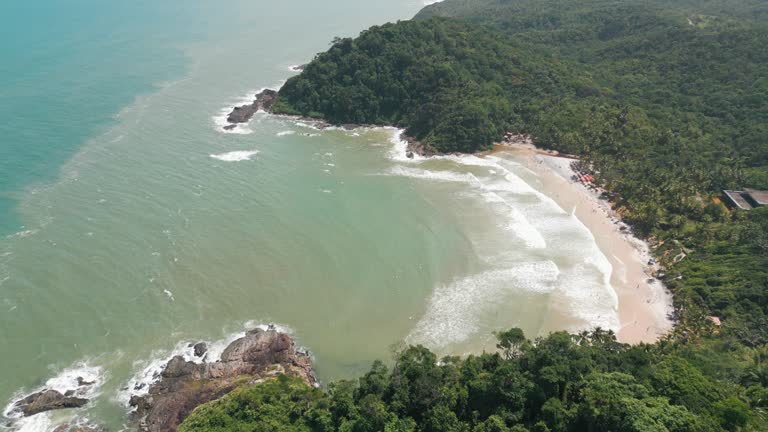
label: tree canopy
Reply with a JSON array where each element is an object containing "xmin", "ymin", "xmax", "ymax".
[{"xmin": 180, "ymin": 329, "xmax": 764, "ymax": 431}]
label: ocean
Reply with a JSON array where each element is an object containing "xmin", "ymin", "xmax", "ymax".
[{"xmin": 0, "ymin": 1, "xmax": 619, "ymax": 430}]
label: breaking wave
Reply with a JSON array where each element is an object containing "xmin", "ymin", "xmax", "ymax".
[
  {"xmin": 209, "ymin": 150, "xmax": 259, "ymax": 162},
  {"xmin": 382, "ymin": 130, "xmax": 620, "ymax": 344},
  {"xmin": 3, "ymin": 361, "xmax": 104, "ymax": 431},
  {"xmin": 408, "ymin": 261, "xmax": 560, "ymax": 347}
]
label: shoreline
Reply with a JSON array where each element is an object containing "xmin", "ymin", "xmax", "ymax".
[
  {"xmin": 498, "ymin": 142, "xmax": 673, "ymax": 344},
  {"xmin": 222, "ymin": 90, "xmax": 674, "ymax": 344}
]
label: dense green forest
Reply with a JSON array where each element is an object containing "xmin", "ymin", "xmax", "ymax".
[
  {"xmin": 180, "ymin": 329, "xmax": 767, "ymax": 431},
  {"xmin": 185, "ymin": 0, "xmax": 768, "ymax": 430}
]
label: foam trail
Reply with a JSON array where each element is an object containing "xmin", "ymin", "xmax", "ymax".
[
  {"xmin": 408, "ymin": 262, "xmax": 560, "ymax": 348},
  {"xmin": 387, "ymin": 166, "xmax": 546, "ymax": 248},
  {"xmin": 383, "ymin": 132, "xmax": 621, "ymax": 338},
  {"xmin": 210, "ymin": 150, "xmax": 259, "ymax": 162},
  {"xmin": 387, "ymin": 166, "xmax": 477, "ymax": 184},
  {"xmin": 6, "ymin": 230, "xmax": 38, "ymax": 240},
  {"xmin": 11, "ymin": 414, "xmax": 53, "ymax": 432}
]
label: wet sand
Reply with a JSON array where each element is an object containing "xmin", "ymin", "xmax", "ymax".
[{"xmin": 499, "ymin": 143, "xmax": 673, "ymax": 344}]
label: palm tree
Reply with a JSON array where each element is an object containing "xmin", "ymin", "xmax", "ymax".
[{"xmin": 741, "ymin": 346, "xmax": 768, "ymax": 387}]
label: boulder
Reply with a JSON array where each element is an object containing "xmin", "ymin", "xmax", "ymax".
[
  {"xmin": 76, "ymin": 377, "xmax": 95, "ymax": 386},
  {"xmin": 192, "ymin": 342, "xmax": 207, "ymax": 358},
  {"xmin": 14, "ymin": 389, "xmax": 88, "ymax": 417}
]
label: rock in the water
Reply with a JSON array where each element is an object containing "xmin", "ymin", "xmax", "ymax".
[
  {"xmin": 405, "ymin": 135, "xmax": 438, "ymax": 157},
  {"xmin": 14, "ymin": 389, "xmax": 88, "ymax": 417},
  {"xmin": 131, "ymin": 328, "xmax": 314, "ymax": 432},
  {"xmin": 76, "ymin": 377, "xmax": 95, "ymax": 386},
  {"xmin": 224, "ymin": 89, "xmax": 278, "ymax": 127},
  {"xmin": 192, "ymin": 342, "xmax": 207, "ymax": 358}
]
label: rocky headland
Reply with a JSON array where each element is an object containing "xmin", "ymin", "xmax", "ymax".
[
  {"xmin": 129, "ymin": 328, "xmax": 314, "ymax": 432},
  {"xmin": 6, "ymin": 328, "xmax": 313, "ymax": 432},
  {"xmin": 223, "ymin": 89, "xmax": 278, "ymax": 129},
  {"xmin": 221, "ymin": 89, "xmax": 438, "ymax": 157}
]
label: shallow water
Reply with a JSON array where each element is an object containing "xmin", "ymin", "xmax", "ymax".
[{"xmin": 0, "ymin": 1, "xmax": 619, "ymax": 430}]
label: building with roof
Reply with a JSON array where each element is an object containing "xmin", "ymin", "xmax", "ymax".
[{"xmin": 723, "ymin": 189, "xmax": 768, "ymax": 210}]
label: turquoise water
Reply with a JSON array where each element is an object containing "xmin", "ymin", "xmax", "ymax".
[
  {"xmin": 0, "ymin": 0, "xmax": 191, "ymax": 234},
  {"xmin": 0, "ymin": 1, "xmax": 621, "ymax": 431}
]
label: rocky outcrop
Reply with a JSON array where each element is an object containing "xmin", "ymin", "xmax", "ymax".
[
  {"xmin": 130, "ymin": 328, "xmax": 314, "ymax": 432},
  {"xmin": 13, "ymin": 390, "xmax": 88, "ymax": 417},
  {"xmin": 405, "ymin": 135, "xmax": 438, "ymax": 158},
  {"xmin": 192, "ymin": 342, "xmax": 207, "ymax": 358},
  {"xmin": 223, "ymin": 89, "xmax": 279, "ymax": 129}
]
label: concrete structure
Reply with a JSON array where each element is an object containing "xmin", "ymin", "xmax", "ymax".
[{"xmin": 723, "ymin": 189, "xmax": 768, "ymax": 210}]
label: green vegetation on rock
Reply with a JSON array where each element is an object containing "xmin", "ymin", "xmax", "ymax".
[{"xmin": 178, "ymin": 375, "xmax": 331, "ymax": 432}]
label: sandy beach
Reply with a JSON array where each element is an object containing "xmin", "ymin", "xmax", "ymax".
[{"xmin": 497, "ymin": 143, "xmax": 673, "ymax": 344}]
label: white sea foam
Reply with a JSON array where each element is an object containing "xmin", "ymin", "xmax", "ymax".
[
  {"xmin": 481, "ymin": 192, "xmax": 506, "ymax": 204},
  {"xmin": 408, "ymin": 262, "xmax": 560, "ymax": 347},
  {"xmin": 386, "ymin": 128, "xmax": 426, "ymax": 162},
  {"xmin": 387, "ymin": 166, "xmax": 478, "ymax": 184},
  {"xmin": 552, "ymin": 214, "xmax": 619, "ymax": 332},
  {"xmin": 382, "ymin": 126, "xmax": 621, "ymax": 341},
  {"xmin": 505, "ymin": 207, "xmax": 547, "ymax": 249},
  {"xmin": 294, "ymin": 121, "xmax": 322, "ymax": 131},
  {"xmin": 276, "ymin": 130, "xmax": 295, "ymax": 137},
  {"xmin": 212, "ymin": 86, "xmax": 282, "ymax": 134},
  {"xmin": 209, "ymin": 150, "xmax": 259, "ymax": 162},
  {"xmin": 211, "ymin": 89, "xmax": 262, "ymax": 135},
  {"xmin": 3, "ymin": 361, "xmax": 104, "ymax": 429},
  {"xmin": 11, "ymin": 413, "xmax": 53, "ymax": 432},
  {"xmin": 386, "ymin": 166, "xmax": 548, "ymax": 248},
  {"xmin": 5, "ymin": 229, "xmax": 38, "ymax": 240},
  {"xmin": 556, "ymin": 261, "xmax": 620, "ymax": 332}
]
